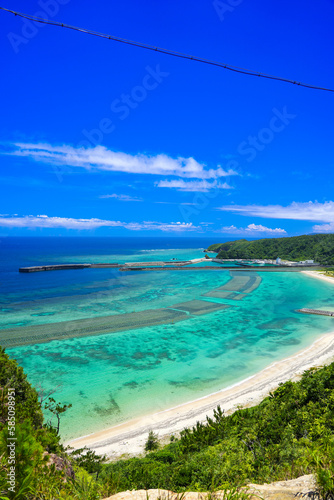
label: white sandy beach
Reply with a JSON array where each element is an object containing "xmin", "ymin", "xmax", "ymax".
[
  {"xmin": 302, "ymin": 269, "xmax": 334, "ymax": 285},
  {"xmin": 66, "ymin": 270, "xmax": 334, "ymax": 459}
]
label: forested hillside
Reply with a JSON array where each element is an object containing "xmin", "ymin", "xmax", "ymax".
[
  {"xmin": 0, "ymin": 348, "xmax": 106, "ymax": 499},
  {"xmin": 207, "ymin": 234, "xmax": 334, "ymax": 265}
]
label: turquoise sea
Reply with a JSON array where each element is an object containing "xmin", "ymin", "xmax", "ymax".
[{"xmin": 1, "ymin": 237, "xmax": 334, "ymax": 441}]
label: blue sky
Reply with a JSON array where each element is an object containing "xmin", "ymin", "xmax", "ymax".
[{"xmin": 1, "ymin": 0, "xmax": 334, "ymax": 237}]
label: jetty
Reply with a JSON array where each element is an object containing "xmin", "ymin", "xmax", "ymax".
[
  {"xmin": 18, "ymin": 257, "xmax": 207, "ymax": 273},
  {"xmin": 19, "ymin": 255, "xmax": 326, "ymax": 274},
  {"xmin": 19, "ymin": 264, "xmax": 92, "ymax": 273},
  {"xmin": 19, "ymin": 262, "xmax": 325, "ymax": 273},
  {"xmin": 120, "ymin": 266, "xmax": 324, "ymax": 272},
  {"xmin": 298, "ymin": 308, "xmax": 334, "ymax": 317}
]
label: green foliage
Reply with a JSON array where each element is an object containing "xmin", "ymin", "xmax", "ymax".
[
  {"xmin": 207, "ymin": 233, "xmax": 334, "ymax": 265},
  {"xmin": 207, "ymin": 243, "xmax": 231, "ymax": 252},
  {"xmin": 324, "ymin": 267, "xmax": 334, "ymax": 278},
  {"xmin": 145, "ymin": 430, "xmax": 159, "ymax": 452},
  {"xmin": 309, "ymin": 437, "xmax": 334, "ymax": 499},
  {"xmin": 0, "ymin": 348, "xmax": 105, "ymax": 500},
  {"xmin": 0, "ymin": 347, "xmax": 43, "ymax": 429},
  {"xmin": 0, "ymin": 421, "xmax": 46, "ymax": 499},
  {"xmin": 215, "ymin": 487, "xmax": 259, "ymax": 500},
  {"xmin": 69, "ymin": 447, "xmax": 107, "ymax": 479},
  {"xmin": 44, "ymin": 397, "xmax": 72, "ymax": 435},
  {"xmin": 35, "ymin": 424, "xmax": 61, "ymax": 454}
]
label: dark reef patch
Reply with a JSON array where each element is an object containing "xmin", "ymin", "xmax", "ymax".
[{"xmin": 123, "ymin": 381, "xmax": 139, "ymax": 389}]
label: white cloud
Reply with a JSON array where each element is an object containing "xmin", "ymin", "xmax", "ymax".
[
  {"xmin": 5, "ymin": 143, "xmax": 239, "ymax": 180},
  {"xmin": 0, "ymin": 215, "xmax": 198, "ymax": 232},
  {"xmin": 217, "ymin": 201, "xmax": 334, "ymax": 222},
  {"xmin": 156, "ymin": 179, "xmax": 233, "ymax": 192},
  {"xmin": 99, "ymin": 194, "xmax": 143, "ymax": 202},
  {"xmin": 312, "ymin": 222, "xmax": 334, "ymax": 233},
  {"xmin": 154, "ymin": 201, "xmax": 198, "ymax": 205},
  {"xmin": 219, "ymin": 223, "xmax": 287, "ymax": 235}
]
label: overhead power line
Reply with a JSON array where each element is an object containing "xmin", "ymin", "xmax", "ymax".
[{"xmin": 1, "ymin": 6, "xmax": 333, "ymax": 93}]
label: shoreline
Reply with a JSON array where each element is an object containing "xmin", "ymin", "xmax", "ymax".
[
  {"xmin": 301, "ymin": 269, "xmax": 334, "ymax": 284},
  {"xmin": 65, "ymin": 270, "xmax": 334, "ymax": 458},
  {"xmin": 67, "ymin": 331, "xmax": 334, "ymax": 458}
]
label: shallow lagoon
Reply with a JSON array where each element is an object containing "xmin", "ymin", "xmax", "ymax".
[{"xmin": 2, "ymin": 238, "xmax": 334, "ymax": 441}]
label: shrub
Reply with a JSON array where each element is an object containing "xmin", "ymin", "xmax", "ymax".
[{"xmin": 145, "ymin": 430, "xmax": 159, "ymax": 452}]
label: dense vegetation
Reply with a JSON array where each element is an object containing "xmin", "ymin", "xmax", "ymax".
[
  {"xmin": 1, "ymin": 347, "xmax": 334, "ymax": 498},
  {"xmin": 0, "ymin": 347, "xmax": 108, "ymax": 500},
  {"xmin": 207, "ymin": 233, "xmax": 334, "ymax": 265}
]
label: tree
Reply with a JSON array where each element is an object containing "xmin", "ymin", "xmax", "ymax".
[
  {"xmin": 0, "ymin": 347, "xmax": 43, "ymax": 429},
  {"xmin": 44, "ymin": 397, "xmax": 72, "ymax": 435},
  {"xmin": 0, "ymin": 421, "xmax": 46, "ymax": 500},
  {"xmin": 69, "ymin": 446, "xmax": 107, "ymax": 480},
  {"xmin": 145, "ymin": 430, "xmax": 159, "ymax": 452}
]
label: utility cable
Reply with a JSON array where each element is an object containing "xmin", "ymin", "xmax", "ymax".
[{"xmin": 1, "ymin": 6, "xmax": 333, "ymax": 93}]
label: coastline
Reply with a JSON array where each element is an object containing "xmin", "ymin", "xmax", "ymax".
[
  {"xmin": 301, "ymin": 269, "xmax": 334, "ymax": 284},
  {"xmin": 67, "ymin": 331, "xmax": 334, "ymax": 459}
]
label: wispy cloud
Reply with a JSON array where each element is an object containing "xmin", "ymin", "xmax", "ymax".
[
  {"xmin": 99, "ymin": 193, "xmax": 143, "ymax": 202},
  {"xmin": 154, "ymin": 201, "xmax": 198, "ymax": 205},
  {"xmin": 219, "ymin": 223, "xmax": 287, "ymax": 235},
  {"xmin": 312, "ymin": 222, "xmax": 334, "ymax": 233},
  {"xmin": 0, "ymin": 215, "xmax": 198, "ymax": 232},
  {"xmin": 156, "ymin": 179, "xmax": 233, "ymax": 192},
  {"xmin": 217, "ymin": 201, "xmax": 334, "ymax": 222},
  {"xmin": 4, "ymin": 143, "xmax": 239, "ymax": 180}
]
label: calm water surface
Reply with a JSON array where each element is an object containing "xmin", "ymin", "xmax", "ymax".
[{"xmin": 1, "ymin": 237, "xmax": 334, "ymax": 441}]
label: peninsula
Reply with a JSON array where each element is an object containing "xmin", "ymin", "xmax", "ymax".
[{"xmin": 207, "ymin": 233, "xmax": 334, "ymax": 265}]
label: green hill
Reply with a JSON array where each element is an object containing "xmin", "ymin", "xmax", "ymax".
[{"xmin": 207, "ymin": 233, "xmax": 334, "ymax": 265}]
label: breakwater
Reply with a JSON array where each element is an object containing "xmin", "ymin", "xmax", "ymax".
[
  {"xmin": 19, "ymin": 264, "xmax": 92, "ymax": 273},
  {"xmin": 298, "ymin": 308, "xmax": 334, "ymax": 317},
  {"xmin": 18, "ymin": 260, "xmax": 196, "ymax": 272},
  {"xmin": 19, "ymin": 263, "xmax": 325, "ymax": 273},
  {"xmin": 120, "ymin": 266, "xmax": 324, "ymax": 272}
]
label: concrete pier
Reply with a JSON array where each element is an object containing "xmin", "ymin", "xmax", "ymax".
[
  {"xmin": 120, "ymin": 266, "xmax": 324, "ymax": 272},
  {"xmin": 90, "ymin": 263, "xmax": 120, "ymax": 268},
  {"xmin": 19, "ymin": 264, "xmax": 92, "ymax": 273},
  {"xmin": 19, "ymin": 258, "xmax": 206, "ymax": 272},
  {"xmin": 19, "ymin": 262, "xmax": 325, "ymax": 273},
  {"xmin": 122, "ymin": 260, "xmax": 190, "ymax": 267},
  {"xmin": 298, "ymin": 308, "xmax": 334, "ymax": 317}
]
